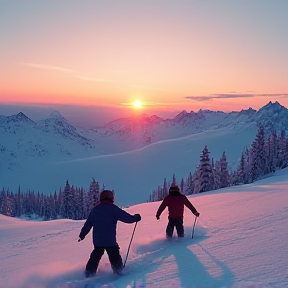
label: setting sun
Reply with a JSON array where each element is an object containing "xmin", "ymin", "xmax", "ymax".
[{"xmin": 133, "ymin": 100, "xmax": 143, "ymax": 109}]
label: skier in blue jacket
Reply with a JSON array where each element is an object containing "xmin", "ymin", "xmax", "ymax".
[{"xmin": 78, "ymin": 190, "xmax": 141, "ymax": 277}]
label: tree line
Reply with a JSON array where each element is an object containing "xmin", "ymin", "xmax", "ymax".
[
  {"xmin": 1, "ymin": 126, "xmax": 287, "ymax": 220},
  {"xmin": 149, "ymin": 127, "xmax": 288, "ymax": 201},
  {"xmin": 0, "ymin": 178, "xmax": 103, "ymax": 220}
]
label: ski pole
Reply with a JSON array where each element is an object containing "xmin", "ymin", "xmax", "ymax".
[
  {"xmin": 191, "ymin": 216, "xmax": 197, "ymax": 239},
  {"xmin": 123, "ymin": 221, "xmax": 138, "ymax": 268}
]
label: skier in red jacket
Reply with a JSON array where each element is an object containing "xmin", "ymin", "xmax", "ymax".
[{"xmin": 156, "ymin": 184, "xmax": 200, "ymax": 238}]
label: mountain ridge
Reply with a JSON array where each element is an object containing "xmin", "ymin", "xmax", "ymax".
[
  {"xmin": 0, "ymin": 101, "xmax": 287, "ymax": 205},
  {"xmin": 1, "ymin": 100, "xmax": 287, "ymax": 164}
]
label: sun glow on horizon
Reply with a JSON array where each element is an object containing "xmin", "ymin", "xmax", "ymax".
[{"xmin": 132, "ymin": 100, "xmax": 143, "ymax": 109}]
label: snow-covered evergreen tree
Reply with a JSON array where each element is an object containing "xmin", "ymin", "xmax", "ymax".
[
  {"xmin": 232, "ymin": 150, "xmax": 246, "ymax": 185},
  {"xmin": 219, "ymin": 152, "xmax": 230, "ymax": 188},
  {"xmin": 58, "ymin": 188, "xmax": 64, "ymax": 218},
  {"xmin": 172, "ymin": 174, "xmax": 177, "ymax": 185},
  {"xmin": 250, "ymin": 125, "xmax": 266, "ymax": 181},
  {"xmin": 192, "ymin": 168, "xmax": 201, "ymax": 193},
  {"xmin": 87, "ymin": 178, "xmax": 100, "ymax": 211},
  {"xmin": 53, "ymin": 191, "xmax": 60, "ymax": 219},
  {"xmin": 0, "ymin": 189, "xmax": 4, "ymax": 214},
  {"xmin": 162, "ymin": 178, "xmax": 169, "ymax": 199},
  {"xmin": 243, "ymin": 147, "xmax": 251, "ymax": 183},
  {"xmin": 180, "ymin": 178, "xmax": 185, "ymax": 193},
  {"xmin": 43, "ymin": 195, "xmax": 52, "ymax": 220},
  {"xmin": 14, "ymin": 186, "xmax": 23, "ymax": 217},
  {"xmin": 150, "ymin": 186, "xmax": 162, "ymax": 202},
  {"xmin": 70, "ymin": 185, "xmax": 76, "ymax": 219},
  {"xmin": 63, "ymin": 180, "xmax": 73, "ymax": 219},
  {"xmin": 198, "ymin": 146, "xmax": 213, "ymax": 192},
  {"xmin": 73, "ymin": 187, "xmax": 84, "ymax": 220},
  {"xmin": 0, "ymin": 190, "xmax": 13, "ymax": 216},
  {"xmin": 278, "ymin": 130, "xmax": 288, "ymax": 169},
  {"xmin": 184, "ymin": 172, "xmax": 194, "ymax": 195},
  {"xmin": 213, "ymin": 160, "xmax": 221, "ymax": 190},
  {"xmin": 265, "ymin": 131, "xmax": 278, "ymax": 174},
  {"xmin": 265, "ymin": 134, "xmax": 274, "ymax": 174}
]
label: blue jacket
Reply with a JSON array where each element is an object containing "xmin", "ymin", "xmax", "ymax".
[{"xmin": 79, "ymin": 201, "xmax": 138, "ymax": 247}]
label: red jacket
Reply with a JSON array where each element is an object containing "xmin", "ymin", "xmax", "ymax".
[{"xmin": 156, "ymin": 192, "xmax": 198, "ymax": 219}]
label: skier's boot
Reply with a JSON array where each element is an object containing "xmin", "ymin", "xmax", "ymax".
[{"xmin": 85, "ymin": 270, "xmax": 96, "ymax": 278}]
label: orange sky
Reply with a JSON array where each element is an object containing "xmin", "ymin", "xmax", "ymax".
[{"xmin": 1, "ymin": 0, "xmax": 288, "ymax": 115}]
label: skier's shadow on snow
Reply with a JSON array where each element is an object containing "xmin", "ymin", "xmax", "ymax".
[{"xmin": 125, "ymin": 232, "xmax": 234, "ymax": 287}]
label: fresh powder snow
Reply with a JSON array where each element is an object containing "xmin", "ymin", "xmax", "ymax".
[{"xmin": 1, "ymin": 168, "xmax": 287, "ymax": 288}]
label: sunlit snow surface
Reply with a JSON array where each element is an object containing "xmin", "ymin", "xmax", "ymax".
[{"xmin": 1, "ymin": 168, "xmax": 287, "ymax": 288}]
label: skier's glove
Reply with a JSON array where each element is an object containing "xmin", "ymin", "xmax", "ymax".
[
  {"xmin": 195, "ymin": 212, "xmax": 200, "ymax": 217},
  {"xmin": 156, "ymin": 215, "xmax": 160, "ymax": 220},
  {"xmin": 78, "ymin": 233, "xmax": 85, "ymax": 242},
  {"xmin": 134, "ymin": 214, "xmax": 141, "ymax": 222}
]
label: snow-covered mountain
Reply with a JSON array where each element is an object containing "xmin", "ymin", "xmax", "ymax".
[
  {"xmin": 0, "ymin": 101, "xmax": 287, "ymax": 206},
  {"xmin": 94, "ymin": 101, "xmax": 288, "ymax": 145},
  {"xmin": 35, "ymin": 111, "xmax": 94, "ymax": 147}
]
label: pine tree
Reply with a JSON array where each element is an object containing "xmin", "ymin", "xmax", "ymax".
[
  {"xmin": 239, "ymin": 151, "xmax": 246, "ymax": 183},
  {"xmin": 265, "ymin": 131, "xmax": 278, "ymax": 173},
  {"xmin": 53, "ymin": 191, "xmax": 60, "ymax": 218},
  {"xmin": 250, "ymin": 126, "xmax": 266, "ymax": 182},
  {"xmin": 162, "ymin": 178, "xmax": 169, "ymax": 199},
  {"xmin": 219, "ymin": 151, "xmax": 230, "ymax": 188},
  {"xmin": 180, "ymin": 178, "xmax": 185, "ymax": 193},
  {"xmin": 73, "ymin": 187, "xmax": 84, "ymax": 220},
  {"xmin": 14, "ymin": 185, "xmax": 22, "ymax": 217},
  {"xmin": 172, "ymin": 174, "xmax": 177, "ymax": 185},
  {"xmin": 243, "ymin": 146, "xmax": 251, "ymax": 183},
  {"xmin": 185, "ymin": 172, "xmax": 194, "ymax": 194},
  {"xmin": 87, "ymin": 178, "xmax": 100, "ymax": 211},
  {"xmin": 198, "ymin": 146, "xmax": 213, "ymax": 192},
  {"xmin": 1, "ymin": 190, "xmax": 13, "ymax": 216},
  {"xmin": 0, "ymin": 188, "xmax": 4, "ymax": 213},
  {"xmin": 213, "ymin": 160, "xmax": 221, "ymax": 190},
  {"xmin": 278, "ymin": 130, "xmax": 288, "ymax": 169},
  {"xmin": 151, "ymin": 186, "xmax": 163, "ymax": 202},
  {"xmin": 233, "ymin": 150, "xmax": 247, "ymax": 185},
  {"xmin": 80, "ymin": 187, "xmax": 86, "ymax": 219},
  {"xmin": 43, "ymin": 196, "xmax": 51, "ymax": 220},
  {"xmin": 70, "ymin": 185, "xmax": 76, "ymax": 219},
  {"xmin": 58, "ymin": 188, "xmax": 64, "ymax": 218},
  {"xmin": 192, "ymin": 168, "xmax": 201, "ymax": 194},
  {"xmin": 63, "ymin": 180, "xmax": 73, "ymax": 219},
  {"xmin": 49, "ymin": 193, "xmax": 57, "ymax": 219}
]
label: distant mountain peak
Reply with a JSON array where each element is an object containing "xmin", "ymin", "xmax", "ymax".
[
  {"xmin": 254, "ymin": 101, "xmax": 288, "ymax": 133},
  {"xmin": 9, "ymin": 112, "xmax": 35, "ymax": 124},
  {"xmin": 267, "ymin": 100, "xmax": 280, "ymax": 106},
  {"xmin": 258, "ymin": 100, "xmax": 285, "ymax": 114},
  {"xmin": 41, "ymin": 110, "xmax": 73, "ymax": 127},
  {"xmin": 17, "ymin": 112, "xmax": 26, "ymax": 117},
  {"xmin": 179, "ymin": 110, "xmax": 188, "ymax": 115},
  {"xmin": 174, "ymin": 110, "xmax": 188, "ymax": 120},
  {"xmin": 239, "ymin": 107, "xmax": 256, "ymax": 116},
  {"xmin": 47, "ymin": 110, "xmax": 66, "ymax": 120}
]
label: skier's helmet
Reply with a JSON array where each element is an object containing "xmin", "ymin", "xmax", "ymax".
[
  {"xmin": 100, "ymin": 190, "xmax": 114, "ymax": 203},
  {"xmin": 169, "ymin": 184, "xmax": 180, "ymax": 194}
]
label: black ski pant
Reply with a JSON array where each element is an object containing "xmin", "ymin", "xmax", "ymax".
[
  {"xmin": 85, "ymin": 245, "xmax": 123, "ymax": 277},
  {"xmin": 166, "ymin": 217, "xmax": 184, "ymax": 238}
]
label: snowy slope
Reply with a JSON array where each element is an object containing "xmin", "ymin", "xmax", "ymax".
[
  {"xmin": 1, "ymin": 125, "xmax": 257, "ymax": 207},
  {"xmin": 0, "ymin": 168, "xmax": 287, "ymax": 288}
]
